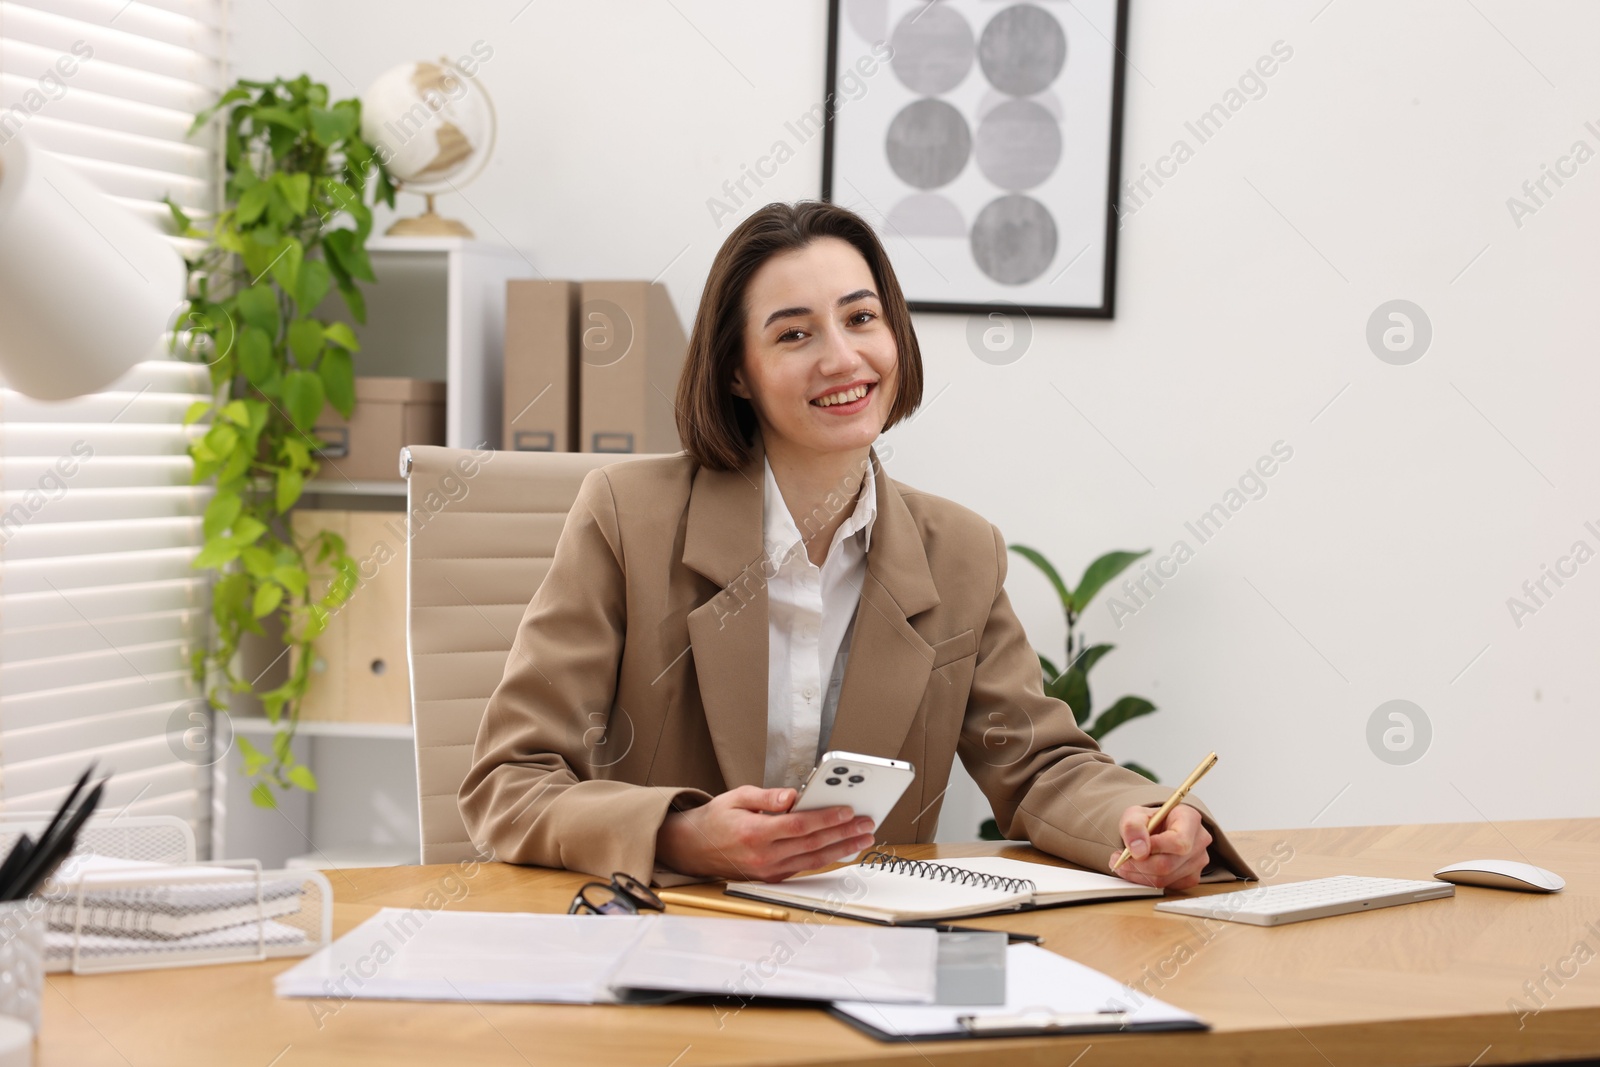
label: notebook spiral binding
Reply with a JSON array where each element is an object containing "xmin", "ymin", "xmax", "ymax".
[{"xmin": 860, "ymin": 851, "xmax": 1037, "ymax": 895}]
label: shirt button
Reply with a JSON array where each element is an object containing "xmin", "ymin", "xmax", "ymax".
[{"xmin": 802, "ymin": 686, "xmax": 817, "ymax": 700}]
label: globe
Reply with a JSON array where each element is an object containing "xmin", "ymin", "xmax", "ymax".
[{"xmin": 360, "ymin": 58, "xmax": 497, "ymax": 237}]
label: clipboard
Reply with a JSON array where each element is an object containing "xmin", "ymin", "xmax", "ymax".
[{"xmin": 829, "ymin": 943, "xmax": 1209, "ymax": 1042}]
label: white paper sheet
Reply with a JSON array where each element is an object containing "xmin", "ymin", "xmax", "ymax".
[{"xmin": 275, "ymin": 910, "xmax": 651, "ymax": 1003}]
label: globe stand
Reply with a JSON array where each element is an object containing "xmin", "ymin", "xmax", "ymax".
[{"xmin": 386, "ymin": 192, "xmax": 474, "ymax": 238}]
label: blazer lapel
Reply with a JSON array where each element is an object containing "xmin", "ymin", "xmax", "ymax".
[
  {"xmin": 683, "ymin": 434, "xmax": 770, "ymax": 789},
  {"xmin": 823, "ymin": 447, "xmax": 943, "ymax": 761}
]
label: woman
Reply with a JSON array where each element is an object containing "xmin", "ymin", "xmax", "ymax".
[{"xmin": 459, "ymin": 201, "xmax": 1254, "ymax": 889}]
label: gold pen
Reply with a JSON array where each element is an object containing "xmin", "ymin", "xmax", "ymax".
[
  {"xmin": 657, "ymin": 890, "xmax": 790, "ymax": 921},
  {"xmin": 1111, "ymin": 751, "xmax": 1218, "ymax": 872}
]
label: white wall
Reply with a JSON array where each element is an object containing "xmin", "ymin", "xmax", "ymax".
[{"xmin": 230, "ymin": 0, "xmax": 1600, "ymax": 841}]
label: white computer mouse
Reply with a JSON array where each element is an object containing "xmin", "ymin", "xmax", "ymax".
[{"xmin": 1434, "ymin": 859, "xmax": 1564, "ymax": 893}]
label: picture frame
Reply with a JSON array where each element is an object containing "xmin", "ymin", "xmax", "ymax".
[{"xmin": 821, "ymin": 0, "xmax": 1129, "ymax": 318}]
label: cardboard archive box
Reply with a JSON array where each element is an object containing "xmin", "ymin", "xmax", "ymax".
[
  {"xmin": 578, "ymin": 281, "xmax": 688, "ymax": 454},
  {"xmin": 503, "ymin": 280, "xmax": 580, "ymax": 452},
  {"xmin": 315, "ymin": 377, "xmax": 446, "ymax": 481}
]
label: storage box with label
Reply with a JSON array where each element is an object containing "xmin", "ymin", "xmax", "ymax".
[{"xmin": 315, "ymin": 378, "xmax": 446, "ymax": 482}]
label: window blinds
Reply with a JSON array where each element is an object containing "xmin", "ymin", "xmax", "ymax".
[
  {"xmin": 0, "ymin": 0, "xmax": 224, "ymax": 831},
  {"xmin": 0, "ymin": 0, "xmax": 224, "ymax": 256}
]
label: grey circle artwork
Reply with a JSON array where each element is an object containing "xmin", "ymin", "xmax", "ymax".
[
  {"xmin": 977, "ymin": 4, "xmax": 1067, "ymax": 97},
  {"xmin": 885, "ymin": 99, "xmax": 971, "ymax": 189},
  {"xmin": 966, "ymin": 301, "xmax": 1034, "ymax": 365},
  {"xmin": 975, "ymin": 98, "xmax": 1061, "ymax": 190},
  {"xmin": 1365, "ymin": 299, "xmax": 1432, "ymax": 365},
  {"xmin": 889, "ymin": 3, "xmax": 975, "ymax": 96},
  {"xmin": 970, "ymin": 194, "xmax": 1056, "ymax": 284},
  {"xmin": 1366, "ymin": 699, "xmax": 1432, "ymax": 766}
]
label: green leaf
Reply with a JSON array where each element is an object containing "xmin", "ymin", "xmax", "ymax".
[
  {"xmin": 164, "ymin": 196, "xmax": 193, "ymax": 236},
  {"xmin": 234, "ymin": 284, "xmax": 280, "ymax": 336},
  {"xmin": 1069, "ymin": 643, "xmax": 1116, "ymax": 677},
  {"xmin": 202, "ymin": 492, "xmax": 242, "ymax": 540},
  {"xmin": 221, "ymin": 400, "xmax": 251, "ymax": 426},
  {"xmin": 319, "ymin": 348, "xmax": 355, "ymax": 418},
  {"xmin": 334, "ymin": 274, "xmax": 366, "ymax": 324},
  {"xmin": 235, "ymin": 182, "xmax": 272, "ymax": 226},
  {"xmin": 193, "ymin": 539, "xmax": 240, "ymax": 570},
  {"xmin": 184, "ymin": 400, "xmax": 212, "ymax": 426},
  {"xmin": 295, "ymin": 258, "xmax": 332, "ymax": 312},
  {"xmin": 276, "ymin": 172, "xmax": 311, "ymax": 215},
  {"xmin": 287, "ymin": 318, "xmax": 324, "ymax": 366},
  {"xmin": 273, "ymin": 565, "xmax": 309, "ymax": 599},
  {"xmin": 322, "ymin": 321, "xmax": 359, "ymax": 351},
  {"xmin": 269, "ymin": 237, "xmax": 303, "ymax": 294},
  {"xmin": 237, "ymin": 735, "xmax": 267, "ymax": 772},
  {"xmin": 203, "ymin": 421, "xmax": 238, "ymax": 460},
  {"xmin": 187, "ymin": 86, "xmax": 250, "ymax": 135},
  {"xmin": 286, "ymin": 763, "xmax": 319, "ymax": 792},
  {"xmin": 1122, "ymin": 761, "xmax": 1160, "ymax": 783},
  {"xmin": 252, "ymin": 105, "xmax": 304, "ymax": 131},
  {"xmin": 282, "ymin": 369, "xmax": 326, "ymax": 431},
  {"xmin": 1070, "ymin": 550, "xmax": 1151, "ymax": 614},
  {"xmin": 324, "ymin": 228, "xmax": 375, "ymax": 282},
  {"xmin": 1086, "ymin": 696, "xmax": 1158, "ymax": 743},
  {"xmin": 249, "ymin": 781, "xmax": 277, "ymax": 809},
  {"xmin": 240, "ymin": 546, "xmax": 276, "ymax": 576},
  {"xmin": 252, "ymin": 583, "xmax": 285, "ymax": 618},
  {"xmin": 308, "ymin": 106, "xmax": 356, "ymax": 146},
  {"xmin": 231, "ymin": 515, "xmax": 267, "ymax": 546},
  {"xmin": 276, "ymin": 466, "xmax": 305, "ymax": 512},
  {"xmin": 1050, "ymin": 667, "xmax": 1090, "ymax": 725},
  {"xmin": 1008, "ymin": 544, "xmax": 1071, "ymax": 611},
  {"xmin": 238, "ymin": 326, "xmax": 276, "ymax": 390}
]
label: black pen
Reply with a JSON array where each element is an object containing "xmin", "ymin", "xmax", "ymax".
[{"xmin": 8, "ymin": 776, "xmax": 107, "ymax": 900}]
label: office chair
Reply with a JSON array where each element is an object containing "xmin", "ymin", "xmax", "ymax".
[{"xmin": 400, "ymin": 445, "xmax": 662, "ymax": 864}]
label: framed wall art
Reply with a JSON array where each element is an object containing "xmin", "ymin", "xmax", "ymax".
[{"xmin": 822, "ymin": 0, "xmax": 1129, "ymax": 317}]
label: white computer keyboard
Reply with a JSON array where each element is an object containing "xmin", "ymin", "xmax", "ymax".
[{"xmin": 1153, "ymin": 875, "xmax": 1454, "ymax": 927}]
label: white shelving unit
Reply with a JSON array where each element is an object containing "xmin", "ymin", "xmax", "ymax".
[{"xmin": 215, "ymin": 237, "xmax": 535, "ymax": 870}]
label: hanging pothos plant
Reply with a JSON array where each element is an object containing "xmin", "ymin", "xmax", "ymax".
[{"xmin": 167, "ymin": 74, "xmax": 396, "ymax": 807}]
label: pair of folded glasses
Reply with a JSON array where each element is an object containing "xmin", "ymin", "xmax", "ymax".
[{"xmin": 567, "ymin": 871, "xmax": 663, "ymax": 916}]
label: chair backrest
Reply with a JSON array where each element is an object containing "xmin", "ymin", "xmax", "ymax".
[{"xmin": 401, "ymin": 445, "xmax": 664, "ymax": 864}]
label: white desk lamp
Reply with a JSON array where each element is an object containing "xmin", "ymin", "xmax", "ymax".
[{"xmin": 0, "ymin": 132, "xmax": 186, "ymax": 400}]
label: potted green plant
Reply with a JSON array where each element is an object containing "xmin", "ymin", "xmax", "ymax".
[
  {"xmin": 168, "ymin": 74, "xmax": 395, "ymax": 807},
  {"xmin": 980, "ymin": 545, "xmax": 1159, "ymax": 840}
]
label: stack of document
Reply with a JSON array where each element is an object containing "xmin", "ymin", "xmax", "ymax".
[
  {"xmin": 44, "ymin": 856, "xmax": 310, "ymax": 969},
  {"xmin": 276, "ymin": 909, "xmax": 941, "ymax": 1005}
]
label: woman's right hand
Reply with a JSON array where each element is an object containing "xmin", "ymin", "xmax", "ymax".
[{"xmin": 655, "ymin": 785, "xmax": 876, "ymax": 882}]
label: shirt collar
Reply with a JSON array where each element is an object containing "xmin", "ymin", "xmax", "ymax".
[{"xmin": 762, "ymin": 453, "xmax": 879, "ymax": 563}]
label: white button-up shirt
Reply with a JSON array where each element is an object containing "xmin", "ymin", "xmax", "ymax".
[{"xmin": 760, "ymin": 455, "xmax": 878, "ymax": 790}]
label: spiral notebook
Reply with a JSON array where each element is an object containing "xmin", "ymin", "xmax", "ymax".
[{"xmin": 726, "ymin": 852, "xmax": 1162, "ymax": 923}]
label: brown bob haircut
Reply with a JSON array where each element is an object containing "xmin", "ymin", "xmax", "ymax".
[{"xmin": 675, "ymin": 200, "xmax": 924, "ymax": 472}]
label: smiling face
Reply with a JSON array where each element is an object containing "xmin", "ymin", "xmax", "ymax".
[{"xmin": 730, "ymin": 237, "xmax": 900, "ymax": 463}]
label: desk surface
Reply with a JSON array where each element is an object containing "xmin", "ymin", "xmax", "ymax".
[{"xmin": 36, "ymin": 819, "xmax": 1600, "ymax": 1067}]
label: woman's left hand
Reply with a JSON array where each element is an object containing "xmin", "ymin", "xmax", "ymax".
[{"xmin": 1109, "ymin": 803, "xmax": 1212, "ymax": 890}]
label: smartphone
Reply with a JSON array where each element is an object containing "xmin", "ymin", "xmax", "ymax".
[{"xmin": 790, "ymin": 751, "xmax": 916, "ymax": 829}]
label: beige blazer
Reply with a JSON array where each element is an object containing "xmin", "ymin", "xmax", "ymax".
[{"xmin": 459, "ymin": 429, "xmax": 1257, "ymax": 883}]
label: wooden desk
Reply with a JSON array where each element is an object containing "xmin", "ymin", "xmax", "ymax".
[{"xmin": 36, "ymin": 820, "xmax": 1600, "ymax": 1066}]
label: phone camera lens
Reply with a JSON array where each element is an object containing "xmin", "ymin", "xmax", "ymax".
[
  {"xmin": 832, "ymin": 767, "xmax": 849, "ymax": 774},
  {"xmin": 825, "ymin": 777, "xmax": 841, "ymax": 786},
  {"xmin": 848, "ymin": 774, "xmax": 865, "ymax": 783}
]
